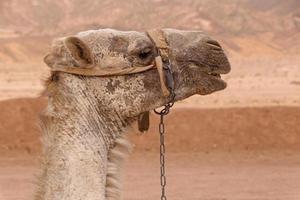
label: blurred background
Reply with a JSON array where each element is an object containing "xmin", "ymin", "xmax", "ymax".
[{"xmin": 0, "ymin": 0, "xmax": 300, "ymax": 199}]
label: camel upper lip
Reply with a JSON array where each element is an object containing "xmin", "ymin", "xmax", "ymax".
[{"xmin": 187, "ymin": 57, "xmax": 231, "ymax": 76}]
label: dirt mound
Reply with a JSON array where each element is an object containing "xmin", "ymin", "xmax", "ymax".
[
  {"xmin": 1, "ymin": 98, "xmax": 300, "ymax": 155},
  {"xmin": 134, "ymin": 106, "xmax": 300, "ymax": 152}
]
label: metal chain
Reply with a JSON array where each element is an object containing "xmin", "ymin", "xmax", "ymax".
[{"xmin": 154, "ymin": 93, "xmax": 175, "ymax": 200}]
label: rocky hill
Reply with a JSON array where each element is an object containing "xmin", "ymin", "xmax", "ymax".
[
  {"xmin": 0, "ymin": 0, "xmax": 299, "ymax": 62},
  {"xmin": 1, "ymin": 0, "xmax": 299, "ymax": 36}
]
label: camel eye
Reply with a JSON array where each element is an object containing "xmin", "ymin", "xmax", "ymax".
[{"xmin": 138, "ymin": 48, "xmax": 152, "ymax": 60}]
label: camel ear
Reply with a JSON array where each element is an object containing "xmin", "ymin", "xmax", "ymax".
[
  {"xmin": 64, "ymin": 36, "xmax": 93, "ymax": 67},
  {"xmin": 44, "ymin": 53, "xmax": 55, "ymax": 68}
]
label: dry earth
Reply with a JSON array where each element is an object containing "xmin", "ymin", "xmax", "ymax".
[
  {"xmin": 1, "ymin": 98, "xmax": 300, "ymax": 200},
  {"xmin": 2, "ymin": 152, "xmax": 300, "ymax": 200}
]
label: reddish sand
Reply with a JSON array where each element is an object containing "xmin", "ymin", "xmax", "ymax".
[
  {"xmin": 1, "ymin": 152, "xmax": 300, "ymax": 200},
  {"xmin": 1, "ymin": 98, "xmax": 300, "ymax": 199}
]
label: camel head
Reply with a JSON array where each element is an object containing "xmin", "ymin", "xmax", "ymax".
[{"xmin": 44, "ymin": 28, "xmax": 230, "ymax": 119}]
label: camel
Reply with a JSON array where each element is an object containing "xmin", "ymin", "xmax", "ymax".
[{"xmin": 36, "ymin": 28, "xmax": 230, "ymax": 200}]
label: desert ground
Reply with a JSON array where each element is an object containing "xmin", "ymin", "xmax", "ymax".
[
  {"xmin": 1, "ymin": 0, "xmax": 300, "ymax": 199},
  {"xmin": 1, "ymin": 99, "xmax": 300, "ymax": 200},
  {"xmin": 2, "ymin": 152, "xmax": 300, "ymax": 200}
]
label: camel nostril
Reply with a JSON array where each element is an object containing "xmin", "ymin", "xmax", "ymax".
[{"xmin": 206, "ymin": 39, "xmax": 222, "ymax": 50}]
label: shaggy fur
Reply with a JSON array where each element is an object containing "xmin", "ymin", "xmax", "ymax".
[{"xmin": 106, "ymin": 134, "xmax": 133, "ymax": 199}]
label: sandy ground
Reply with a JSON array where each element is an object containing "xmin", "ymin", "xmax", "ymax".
[
  {"xmin": 1, "ymin": 152, "xmax": 300, "ymax": 200},
  {"xmin": 1, "ymin": 98, "xmax": 300, "ymax": 199}
]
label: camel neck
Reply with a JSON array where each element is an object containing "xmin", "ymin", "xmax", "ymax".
[{"xmin": 36, "ymin": 94, "xmax": 128, "ymax": 200}]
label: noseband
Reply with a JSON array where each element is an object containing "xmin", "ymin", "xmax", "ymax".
[{"xmin": 50, "ymin": 29, "xmax": 175, "ymax": 99}]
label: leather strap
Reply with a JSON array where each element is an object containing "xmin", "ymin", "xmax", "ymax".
[
  {"xmin": 51, "ymin": 63, "xmax": 155, "ymax": 76},
  {"xmin": 146, "ymin": 29, "xmax": 169, "ymax": 61},
  {"xmin": 147, "ymin": 29, "xmax": 174, "ymax": 98}
]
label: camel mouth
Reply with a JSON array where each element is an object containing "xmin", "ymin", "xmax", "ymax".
[
  {"xmin": 208, "ymin": 72, "xmax": 221, "ymax": 78},
  {"xmin": 187, "ymin": 62, "xmax": 227, "ymax": 84},
  {"xmin": 208, "ymin": 71, "xmax": 227, "ymax": 84},
  {"xmin": 196, "ymin": 70, "xmax": 228, "ymax": 95},
  {"xmin": 206, "ymin": 72, "xmax": 226, "ymax": 86}
]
